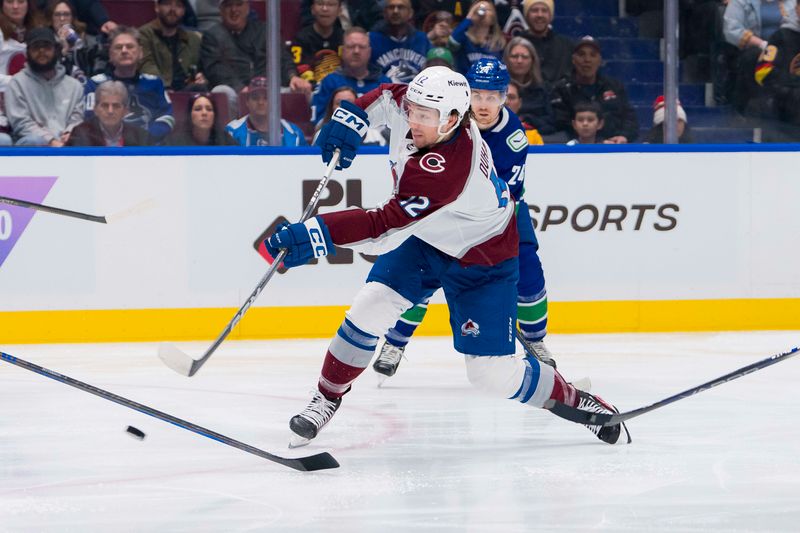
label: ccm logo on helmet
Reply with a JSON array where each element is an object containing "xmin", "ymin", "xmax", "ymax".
[{"xmin": 420, "ymin": 153, "xmax": 446, "ymax": 173}]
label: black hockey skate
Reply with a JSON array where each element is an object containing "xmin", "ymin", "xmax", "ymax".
[
  {"xmin": 372, "ymin": 342, "xmax": 405, "ymax": 378},
  {"xmin": 576, "ymin": 391, "xmax": 632, "ymax": 445},
  {"xmin": 288, "ymin": 390, "xmax": 341, "ymax": 448},
  {"xmin": 519, "ymin": 337, "xmax": 557, "ymax": 369}
]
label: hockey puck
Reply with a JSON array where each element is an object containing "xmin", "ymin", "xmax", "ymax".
[{"xmin": 126, "ymin": 425, "xmax": 146, "ymax": 440}]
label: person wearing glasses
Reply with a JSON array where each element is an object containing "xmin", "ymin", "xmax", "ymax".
[
  {"xmin": 311, "ymin": 26, "xmax": 390, "ymax": 124},
  {"xmin": 503, "ymin": 35, "xmax": 554, "ymax": 135}
]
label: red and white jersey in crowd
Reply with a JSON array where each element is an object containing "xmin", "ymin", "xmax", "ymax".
[{"xmin": 320, "ymin": 83, "xmax": 518, "ymax": 266}]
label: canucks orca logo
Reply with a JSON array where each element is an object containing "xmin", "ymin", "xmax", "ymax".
[{"xmin": 460, "ymin": 319, "xmax": 480, "ymax": 337}]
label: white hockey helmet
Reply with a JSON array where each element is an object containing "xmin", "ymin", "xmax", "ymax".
[{"xmin": 404, "ymin": 66, "xmax": 471, "ymax": 136}]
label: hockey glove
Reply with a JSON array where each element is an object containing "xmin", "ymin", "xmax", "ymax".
[
  {"xmin": 316, "ymin": 100, "xmax": 369, "ymax": 170},
  {"xmin": 264, "ymin": 217, "xmax": 336, "ymax": 268}
]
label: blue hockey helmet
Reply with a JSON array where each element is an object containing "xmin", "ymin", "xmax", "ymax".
[{"xmin": 466, "ymin": 58, "xmax": 510, "ymax": 92}]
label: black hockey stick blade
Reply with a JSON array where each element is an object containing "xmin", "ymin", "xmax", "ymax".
[
  {"xmin": 0, "ymin": 351, "xmax": 339, "ymax": 472},
  {"xmin": 544, "ymin": 346, "xmax": 800, "ymax": 427}
]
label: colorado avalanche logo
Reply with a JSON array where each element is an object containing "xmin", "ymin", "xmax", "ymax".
[
  {"xmin": 419, "ymin": 152, "xmax": 446, "ymax": 173},
  {"xmin": 461, "ymin": 319, "xmax": 480, "ymax": 337}
]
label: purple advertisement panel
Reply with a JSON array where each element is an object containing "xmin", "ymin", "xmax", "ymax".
[{"xmin": 0, "ymin": 177, "xmax": 58, "ymax": 268}]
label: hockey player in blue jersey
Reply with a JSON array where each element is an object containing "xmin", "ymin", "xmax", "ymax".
[{"xmin": 373, "ymin": 57, "xmax": 557, "ymax": 380}]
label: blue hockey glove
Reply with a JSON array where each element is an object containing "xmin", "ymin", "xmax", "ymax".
[
  {"xmin": 264, "ymin": 217, "xmax": 336, "ymax": 268},
  {"xmin": 316, "ymin": 100, "xmax": 369, "ymax": 170}
]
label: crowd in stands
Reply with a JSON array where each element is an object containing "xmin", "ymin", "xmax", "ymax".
[{"xmin": 0, "ymin": 0, "xmax": 799, "ymax": 147}]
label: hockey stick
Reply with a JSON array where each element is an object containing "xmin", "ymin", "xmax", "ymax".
[
  {"xmin": 0, "ymin": 351, "xmax": 339, "ymax": 472},
  {"xmin": 544, "ymin": 346, "xmax": 800, "ymax": 427},
  {"xmin": 0, "ymin": 195, "xmax": 155, "ymax": 224},
  {"xmin": 158, "ymin": 149, "xmax": 342, "ymax": 377}
]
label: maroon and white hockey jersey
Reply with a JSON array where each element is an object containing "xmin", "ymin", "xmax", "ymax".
[{"xmin": 319, "ymin": 83, "xmax": 518, "ymax": 266}]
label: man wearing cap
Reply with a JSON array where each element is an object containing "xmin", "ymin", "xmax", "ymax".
[
  {"xmin": 139, "ymin": 0, "xmax": 205, "ymax": 91},
  {"xmin": 5, "ymin": 27, "xmax": 84, "ymax": 146},
  {"xmin": 520, "ymin": 0, "xmax": 573, "ymax": 86},
  {"xmin": 310, "ymin": 26, "xmax": 390, "ymax": 124},
  {"xmin": 225, "ymin": 76, "xmax": 307, "ymax": 146},
  {"xmin": 200, "ymin": 0, "xmax": 311, "ymax": 95},
  {"xmin": 550, "ymin": 36, "xmax": 639, "ymax": 143},
  {"xmin": 425, "ymin": 46, "xmax": 455, "ymax": 68}
]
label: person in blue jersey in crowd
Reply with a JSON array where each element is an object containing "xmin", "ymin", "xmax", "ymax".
[
  {"xmin": 311, "ymin": 26, "xmax": 390, "ymax": 125},
  {"xmin": 372, "ymin": 57, "xmax": 559, "ymax": 381},
  {"xmin": 448, "ymin": 1, "xmax": 506, "ymax": 74},
  {"xmin": 226, "ymin": 77, "xmax": 307, "ymax": 147},
  {"xmin": 369, "ymin": 0, "xmax": 430, "ymax": 82},
  {"xmin": 83, "ymin": 26, "xmax": 175, "ymax": 143}
]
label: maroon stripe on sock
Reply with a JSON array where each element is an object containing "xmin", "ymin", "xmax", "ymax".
[
  {"xmin": 549, "ymin": 370, "xmax": 578, "ymax": 407},
  {"xmin": 318, "ymin": 351, "xmax": 366, "ymax": 399}
]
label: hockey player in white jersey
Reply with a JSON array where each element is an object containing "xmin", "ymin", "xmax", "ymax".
[
  {"xmin": 373, "ymin": 58, "xmax": 557, "ymax": 381},
  {"xmin": 265, "ymin": 67, "xmax": 630, "ymax": 447}
]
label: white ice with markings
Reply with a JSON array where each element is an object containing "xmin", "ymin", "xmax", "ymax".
[{"xmin": 1, "ymin": 331, "xmax": 799, "ymax": 532}]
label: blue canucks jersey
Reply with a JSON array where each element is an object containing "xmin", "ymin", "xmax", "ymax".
[{"xmin": 479, "ymin": 106, "xmax": 529, "ymax": 200}]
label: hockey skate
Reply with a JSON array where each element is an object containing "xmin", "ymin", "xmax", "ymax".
[
  {"xmin": 576, "ymin": 390, "xmax": 632, "ymax": 445},
  {"xmin": 519, "ymin": 336, "xmax": 558, "ymax": 369},
  {"xmin": 288, "ymin": 390, "xmax": 342, "ymax": 448},
  {"xmin": 372, "ymin": 342, "xmax": 405, "ymax": 387}
]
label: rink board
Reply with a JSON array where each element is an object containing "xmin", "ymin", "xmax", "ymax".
[{"xmin": 0, "ymin": 147, "xmax": 799, "ymax": 342}]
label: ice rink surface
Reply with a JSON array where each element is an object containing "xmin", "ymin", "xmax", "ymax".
[{"xmin": 1, "ymin": 331, "xmax": 799, "ymax": 532}]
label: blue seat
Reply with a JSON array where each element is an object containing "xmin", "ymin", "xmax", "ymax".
[
  {"xmin": 557, "ymin": 0, "xmax": 619, "ymax": 17},
  {"xmin": 626, "ymin": 83, "xmax": 706, "ymax": 106},
  {"xmin": 553, "ymin": 16, "xmax": 639, "ymax": 38},
  {"xmin": 598, "ymin": 38, "xmax": 659, "ymax": 60}
]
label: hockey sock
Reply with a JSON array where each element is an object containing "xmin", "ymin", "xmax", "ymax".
[
  {"xmin": 506, "ymin": 355, "xmax": 576, "ymax": 408},
  {"xmin": 319, "ymin": 318, "xmax": 379, "ymax": 399},
  {"xmin": 517, "ymin": 288, "xmax": 548, "ymax": 341},
  {"xmin": 385, "ymin": 302, "xmax": 428, "ymax": 348}
]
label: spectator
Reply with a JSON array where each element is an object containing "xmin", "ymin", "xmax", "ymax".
[
  {"xmin": 36, "ymin": 0, "xmax": 117, "ymax": 35},
  {"xmin": 314, "ymin": 85, "xmax": 388, "ymax": 145},
  {"xmin": 311, "ymin": 26, "xmax": 390, "ymax": 124},
  {"xmin": 139, "ymin": 0, "xmax": 206, "ymax": 91},
  {"xmin": 449, "ymin": 1, "xmax": 506, "ymax": 74},
  {"xmin": 300, "ymin": 0, "xmax": 382, "ymax": 31},
  {"xmin": 167, "ymin": 92, "xmax": 237, "ymax": 145},
  {"xmin": 369, "ymin": 0, "xmax": 430, "ymax": 82},
  {"xmin": 200, "ymin": 0, "xmax": 311, "ymax": 97},
  {"xmin": 566, "ymin": 101, "xmax": 604, "ymax": 145},
  {"xmin": 6, "ymin": 27, "xmax": 83, "ymax": 145},
  {"xmin": 84, "ymin": 26, "xmax": 175, "ymax": 143},
  {"xmin": 0, "ymin": 14, "xmax": 27, "ymax": 93},
  {"xmin": 551, "ymin": 36, "xmax": 639, "ymax": 143},
  {"xmin": 425, "ymin": 45, "xmax": 454, "ymax": 68},
  {"xmin": 506, "ymin": 80, "xmax": 544, "ymax": 144},
  {"xmin": 645, "ymin": 96, "xmax": 694, "ymax": 144},
  {"xmin": 67, "ymin": 80, "xmax": 149, "ymax": 145},
  {"xmin": 422, "ymin": 10, "xmax": 454, "ymax": 48},
  {"xmin": 292, "ymin": 0, "xmax": 344, "ymax": 85},
  {"xmin": 46, "ymin": 0, "xmax": 103, "ymax": 82},
  {"xmin": 724, "ymin": 0, "xmax": 792, "ymax": 51},
  {"xmin": 1, "ymin": 0, "xmax": 46, "ymax": 43},
  {"xmin": 225, "ymin": 76, "xmax": 307, "ymax": 146},
  {"xmin": 503, "ymin": 35, "xmax": 554, "ymax": 134},
  {"xmin": 751, "ymin": 2, "xmax": 800, "ymax": 139},
  {"xmin": 520, "ymin": 0, "xmax": 573, "ymax": 86}
]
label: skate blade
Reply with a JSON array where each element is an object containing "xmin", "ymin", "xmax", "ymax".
[
  {"xmin": 376, "ymin": 373, "xmax": 389, "ymax": 388},
  {"xmin": 572, "ymin": 377, "xmax": 592, "ymax": 392},
  {"xmin": 288, "ymin": 434, "xmax": 311, "ymax": 449}
]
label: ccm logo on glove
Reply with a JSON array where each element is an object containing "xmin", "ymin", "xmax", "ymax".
[{"xmin": 332, "ymin": 107, "xmax": 368, "ymax": 135}]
